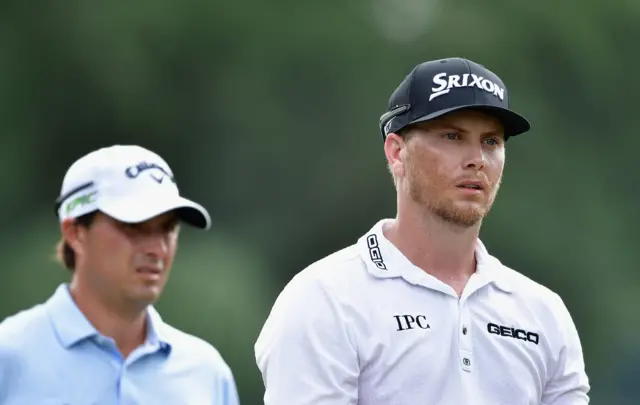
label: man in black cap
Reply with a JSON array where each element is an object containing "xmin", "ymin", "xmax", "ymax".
[{"xmin": 254, "ymin": 58, "xmax": 590, "ymax": 404}]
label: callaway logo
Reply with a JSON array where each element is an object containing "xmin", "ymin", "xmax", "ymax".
[
  {"xmin": 429, "ymin": 72, "xmax": 505, "ymax": 102},
  {"xmin": 125, "ymin": 161, "xmax": 174, "ymax": 184}
]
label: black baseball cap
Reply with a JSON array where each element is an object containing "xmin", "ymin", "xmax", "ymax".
[{"xmin": 379, "ymin": 57, "xmax": 530, "ymax": 140}]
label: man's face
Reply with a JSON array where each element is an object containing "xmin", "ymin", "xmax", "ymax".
[
  {"xmin": 74, "ymin": 211, "xmax": 180, "ymax": 309},
  {"xmin": 389, "ymin": 109, "xmax": 506, "ymax": 227}
]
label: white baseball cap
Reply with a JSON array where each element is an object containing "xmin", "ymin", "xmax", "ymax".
[{"xmin": 54, "ymin": 145, "xmax": 211, "ymax": 230}]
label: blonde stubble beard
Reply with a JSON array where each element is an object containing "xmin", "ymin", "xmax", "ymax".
[{"xmin": 404, "ymin": 156, "xmax": 501, "ymax": 229}]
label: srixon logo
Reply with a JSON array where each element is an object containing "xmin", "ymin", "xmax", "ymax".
[
  {"xmin": 487, "ymin": 322, "xmax": 540, "ymax": 345},
  {"xmin": 429, "ymin": 72, "xmax": 505, "ymax": 102}
]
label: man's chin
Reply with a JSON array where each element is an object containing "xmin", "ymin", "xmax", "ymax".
[
  {"xmin": 126, "ymin": 287, "xmax": 164, "ymax": 309},
  {"xmin": 433, "ymin": 204, "xmax": 488, "ymax": 228}
]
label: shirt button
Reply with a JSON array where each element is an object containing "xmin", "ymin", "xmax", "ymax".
[
  {"xmin": 462, "ymin": 326, "xmax": 468, "ymax": 335},
  {"xmin": 462, "ymin": 357, "xmax": 471, "ymax": 367}
]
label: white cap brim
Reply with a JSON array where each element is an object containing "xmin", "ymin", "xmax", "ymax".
[{"xmin": 98, "ymin": 194, "xmax": 211, "ymax": 230}]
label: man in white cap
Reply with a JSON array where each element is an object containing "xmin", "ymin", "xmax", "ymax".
[{"xmin": 0, "ymin": 145, "xmax": 240, "ymax": 404}]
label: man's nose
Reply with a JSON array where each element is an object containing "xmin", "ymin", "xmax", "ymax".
[
  {"xmin": 140, "ymin": 232, "xmax": 169, "ymax": 257},
  {"xmin": 464, "ymin": 143, "xmax": 486, "ymax": 170}
]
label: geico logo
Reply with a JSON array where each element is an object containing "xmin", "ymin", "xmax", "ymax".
[{"xmin": 487, "ymin": 322, "xmax": 539, "ymax": 345}]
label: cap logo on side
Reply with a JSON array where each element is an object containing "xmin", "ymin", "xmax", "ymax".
[
  {"xmin": 65, "ymin": 190, "xmax": 98, "ymax": 216},
  {"xmin": 124, "ymin": 161, "xmax": 174, "ymax": 184},
  {"xmin": 384, "ymin": 117, "xmax": 394, "ymax": 134},
  {"xmin": 429, "ymin": 72, "xmax": 505, "ymax": 102}
]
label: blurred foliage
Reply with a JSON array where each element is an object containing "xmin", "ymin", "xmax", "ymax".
[{"xmin": 0, "ymin": 0, "xmax": 638, "ymax": 403}]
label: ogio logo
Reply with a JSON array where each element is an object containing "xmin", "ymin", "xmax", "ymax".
[
  {"xmin": 366, "ymin": 234, "xmax": 386, "ymax": 270},
  {"xmin": 429, "ymin": 72, "xmax": 505, "ymax": 102}
]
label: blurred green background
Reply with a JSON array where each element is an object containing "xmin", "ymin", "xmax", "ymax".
[{"xmin": 0, "ymin": 0, "xmax": 637, "ymax": 403}]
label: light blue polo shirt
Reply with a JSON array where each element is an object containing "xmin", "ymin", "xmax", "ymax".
[{"xmin": 0, "ymin": 283, "xmax": 240, "ymax": 405}]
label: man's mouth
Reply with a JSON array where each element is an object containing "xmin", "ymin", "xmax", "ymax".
[
  {"xmin": 456, "ymin": 181, "xmax": 484, "ymax": 190},
  {"xmin": 136, "ymin": 267, "xmax": 162, "ymax": 274}
]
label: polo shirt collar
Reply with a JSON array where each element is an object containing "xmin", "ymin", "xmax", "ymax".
[
  {"xmin": 357, "ymin": 219, "xmax": 514, "ymax": 294},
  {"xmin": 45, "ymin": 283, "xmax": 173, "ymax": 352}
]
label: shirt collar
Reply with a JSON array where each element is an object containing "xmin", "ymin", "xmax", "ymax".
[
  {"xmin": 46, "ymin": 283, "xmax": 98, "ymax": 348},
  {"xmin": 146, "ymin": 306, "xmax": 172, "ymax": 353},
  {"xmin": 357, "ymin": 219, "xmax": 514, "ymax": 294},
  {"xmin": 45, "ymin": 283, "xmax": 173, "ymax": 352},
  {"xmin": 473, "ymin": 238, "xmax": 514, "ymax": 293}
]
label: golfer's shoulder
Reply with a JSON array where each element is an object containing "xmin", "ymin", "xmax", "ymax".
[
  {"xmin": 288, "ymin": 243, "xmax": 368, "ymax": 298},
  {"xmin": 0, "ymin": 303, "xmax": 49, "ymax": 348},
  {"xmin": 496, "ymin": 259, "xmax": 568, "ymax": 313},
  {"xmin": 0, "ymin": 302, "xmax": 52, "ymax": 382},
  {"xmin": 160, "ymin": 323, "xmax": 234, "ymax": 377}
]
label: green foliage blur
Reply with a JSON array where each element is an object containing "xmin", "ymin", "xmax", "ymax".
[{"xmin": 0, "ymin": 0, "xmax": 638, "ymax": 403}]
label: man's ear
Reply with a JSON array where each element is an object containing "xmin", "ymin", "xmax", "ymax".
[
  {"xmin": 60, "ymin": 218, "xmax": 86, "ymax": 257},
  {"xmin": 384, "ymin": 132, "xmax": 407, "ymax": 179}
]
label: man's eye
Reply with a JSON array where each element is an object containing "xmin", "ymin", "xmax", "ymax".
[
  {"xmin": 443, "ymin": 132, "xmax": 459, "ymax": 140},
  {"xmin": 484, "ymin": 138, "xmax": 500, "ymax": 146}
]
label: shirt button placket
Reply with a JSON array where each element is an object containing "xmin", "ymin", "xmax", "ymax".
[{"xmin": 458, "ymin": 298, "xmax": 473, "ymax": 373}]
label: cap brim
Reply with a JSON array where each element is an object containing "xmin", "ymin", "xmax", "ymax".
[
  {"xmin": 98, "ymin": 194, "xmax": 211, "ymax": 230},
  {"xmin": 408, "ymin": 104, "xmax": 531, "ymax": 138}
]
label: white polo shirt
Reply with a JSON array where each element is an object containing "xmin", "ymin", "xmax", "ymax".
[{"xmin": 255, "ymin": 219, "xmax": 590, "ymax": 405}]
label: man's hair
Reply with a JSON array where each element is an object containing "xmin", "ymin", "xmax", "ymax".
[{"xmin": 55, "ymin": 211, "xmax": 97, "ymax": 272}]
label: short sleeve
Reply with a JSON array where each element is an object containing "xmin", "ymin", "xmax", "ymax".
[
  {"xmin": 254, "ymin": 273, "xmax": 359, "ymax": 405},
  {"xmin": 542, "ymin": 295, "xmax": 590, "ymax": 404}
]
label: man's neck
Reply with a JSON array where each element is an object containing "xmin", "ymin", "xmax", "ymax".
[
  {"xmin": 69, "ymin": 279, "xmax": 147, "ymax": 358},
  {"xmin": 384, "ymin": 205, "xmax": 480, "ymax": 288}
]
